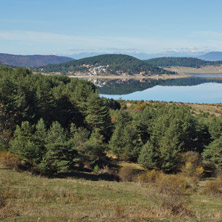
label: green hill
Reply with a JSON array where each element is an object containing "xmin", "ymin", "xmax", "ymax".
[
  {"xmin": 0, "ymin": 53, "xmax": 74, "ymax": 67},
  {"xmin": 146, "ymin": 57, "xmax": 222, "ymax": 68},
  {"xmin": 33, "ymin": 54, "xmax": 175, "ymax": 75}
]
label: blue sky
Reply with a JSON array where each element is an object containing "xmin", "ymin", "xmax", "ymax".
[{"xmin": 1, "ymin": 0, "xmax": 222, "ymax": 55}]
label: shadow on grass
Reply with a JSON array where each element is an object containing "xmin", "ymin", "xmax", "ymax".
[{"xmin": 60, "ymin": 170, "xmax": 120, "ymax": 182}]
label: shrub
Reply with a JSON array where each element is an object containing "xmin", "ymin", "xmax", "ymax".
[
  {"xmin": 149, "ymin": 174, "xmax": 193, "ymax": 217},
  {"xmin": 200, "ymin": 178, "xmax": 222, "ymax": 196},
  {"xmin": 93, "ymin": 165, "xmax": 99, "ymax": 174},
  {"xmin": 0, "ymin": 152, "xmax": 20, "ymax": 170},
  {"xmin": 181, "ymin": 152, "xmax": 203, "ymax": 177},
  {"xmin": 134, "ymin": 103, "xmax": 146, "ymax": 111},
  {"xmin": 118, "ymin": 165, "xmax": 138, "ymax": 182},
  {"xmin": 156, "ymin": 174, "xmax": 188, "ymax": 196},
  {"xmin": 137, "ymin": 169, "xmax": 160, "ymax": 183}
]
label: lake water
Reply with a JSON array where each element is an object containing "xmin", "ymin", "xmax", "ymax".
[
  {"xmin": 190, "ymin": 73, "xmax": 222, "ymax": 78},
  {"xmin": 98, "ymin": 74, "xmax": 222, "ymax": 103}
]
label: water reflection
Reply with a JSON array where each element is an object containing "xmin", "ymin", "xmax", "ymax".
[
  {"xmin": 190, "ymin": 73, "xmax": 222, "ymax": 78},
  {"xmin": 101, "ymin": 83, "xmax": 222, "ymax": 104},
  {"xmin": 97, "ymin": 77, "xmax": 222, "ymax": 95}
]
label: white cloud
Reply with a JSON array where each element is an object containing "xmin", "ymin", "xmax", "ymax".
[
  {"xmin": 0, "ymin": 30, "xmax": 163, "ymax": 53},
  {"xmin": 1, "ymin": 30, "xmax": 222, "ymax": 54}
]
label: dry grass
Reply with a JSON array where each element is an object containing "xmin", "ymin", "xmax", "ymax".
[
  {"xmin": 166, "ymin": 65, "xmax": 222, "ymax": 74},
  {"xmin": 188, "ymin": 103, "xmax": 222, "ymax": 116},
  {"xmin": 0, "ymin": 163, "xmax": 222, "ymax": 222},
  {"xmin": 200, "ymin": 177, "xmax": 222, "ymax": 196},
  {"xmin": 121, "ymin": 100, "xmax": 222, "ymax": 117}
]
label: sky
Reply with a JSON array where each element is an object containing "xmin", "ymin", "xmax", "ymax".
[{"xmin": 1, "ymin": 0, "xmax": 222, "ymax": 55}]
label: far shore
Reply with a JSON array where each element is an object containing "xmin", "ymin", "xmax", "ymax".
[
  {"xmin": 39, "ymin": 65, "xmax": 222, "ymax": 80},
  {"xmin": 68, "ymin": 73, "xmax": 190, "ymax": 80},
  {"xmin": 165, "ymin": 65, "xmax": 222, "ymax": 74}
]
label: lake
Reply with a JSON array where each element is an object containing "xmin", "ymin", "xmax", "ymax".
[{"xmin": 97, "ymin": 74, "xmax": 222, "ymax": 103}]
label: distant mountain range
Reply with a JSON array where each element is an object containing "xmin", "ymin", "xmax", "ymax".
[
  {"xmin": 146, "ymin": 57, "xmax": 222, "ymax": 68},
  {"xmin": 33, "ymin": 54, "xmax": 175, "ymax": 76},
  {"xmin": 0, "ymin": 53, "xmax": 74, "ymax": 67},
  {"xmin": 198, "ymin": 52, "xmax": 222, "ymax": 61},
  {"xmin": 69, "ymin": 51, "xmax": 222, "ymax": 61},
  {"xmin": 69, "ymin": 51, "xmax": 204, "ymax": 60},
  {"xmin": 1, "ymin": 51, "xmax": 222, "ymax": 75}
]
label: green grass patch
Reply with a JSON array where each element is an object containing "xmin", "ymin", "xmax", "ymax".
[{"xmin": 1, "ymin": 165, "xmax": 222, "ymax": 221}]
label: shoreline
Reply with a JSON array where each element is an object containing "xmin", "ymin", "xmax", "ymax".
[
  {"xmin": 68, "ymin": 73, "xmax": 190, "ymax": 80},
  {"xmin": 165, "ymin": 65, "xmax": 222, "ymax": 74}
]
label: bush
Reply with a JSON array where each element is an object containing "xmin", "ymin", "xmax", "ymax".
[
  {"xmin": 118, "ymin": 165, "xmax": 138, "ymax": 182},
  {"xmin": 149, "ymin": 174, "xmax": 193, "ymax": 217},
  {"xmin": 137, "ymin": 169, "xmax": 160, "ymax": 183},
  {"xmin": 200, "ymin": 178, "xmax": 222, "ymax": 196},
  {"xmin": 156, "ymin": 174, "xmax": 188, "ymax": 196},
  {"xmin": 0, "ymin": 152, "xmax": 20, "ymax": 170},
  {"xmin": 181, "ymin": 152, "xmax": 203, "ymax": 178}
]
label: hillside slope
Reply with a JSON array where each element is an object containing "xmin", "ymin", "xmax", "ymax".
[
  {"xmin": 34, "ymin": 54, "xmax": 175, "ymax": 75},
  {"xmin": 198, "ymin": 52, "xmax": 222, "ymax": 61},
  {"xmin": 0, "ymin": 53, "xmax": 74, "ymax": 67},
  {"xmin": 146, "ymin": 57, "xmax": 222, "ymax": 68}
]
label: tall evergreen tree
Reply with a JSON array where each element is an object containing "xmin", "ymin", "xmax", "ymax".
[
  {"xmin": 202, "ymin": 136, "xmax": 222, "ymax": 166},
  {"xmin": 39, "ymin": 122, "xmax": 77, "ymax": 175},
  {"xmin": 81, "ymin": 130, "xmax": 107, "ymax": 167},
  {"xmin": 85, "ymin": 92, "xmax": 112, "ymax": 141},
  {"xmin": 10, "ymin": 121, "xmax": 36, "ymax": 166},
  {"xmin": 32, "ymin": 119, "xmax": 47, "ymax": 164},
  {"xmin": 138, "ymin": 141, "xmax": 158, "ymax": 169},
  {"xmin": 109, "ymin": 110, "xmax": 142, "ymax": 161}
]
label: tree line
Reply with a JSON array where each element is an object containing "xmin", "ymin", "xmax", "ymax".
[{"xmin": 146, "ymin": 57, "xmax": 222, "ymax": 68}]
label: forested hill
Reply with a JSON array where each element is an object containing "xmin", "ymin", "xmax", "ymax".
[
  {"xmin": 146, "ymin": 57, "xmax": 222, "ymax": 68},
  {"xmin": 33, "ymin": 54, "xmax": 175, "ymax": 75},
  {"xmin": 0, "ymin": 53, "xmax": 73, "ymax": 67}
]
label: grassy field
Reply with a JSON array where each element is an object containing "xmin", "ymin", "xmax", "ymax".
[
  {"xmin": 123, "ymin": 101, "xmax": 222, "ymax": 117},
  {"xmin": 165, "ymin": 65, "xmax": 222, "ymax": 74},
  {"xmin": 1, "ymin": 164, "xmax": 222, "ymax": 222},
  {"xmin": 187, "ymin": 103, "xmax": 222, "ymax": 117}
]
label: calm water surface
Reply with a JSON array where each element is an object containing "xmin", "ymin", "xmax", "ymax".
[
  {"xmin": 98, "ymin": 74, "xmax": 222, "ymax": 103},
  {"xmin": 101, "ymin": 82, "xmax": 222, "ymax": 103},
  {"xmin": 190, "ymin": 73, "xmax": 222, "ymax": 78}
]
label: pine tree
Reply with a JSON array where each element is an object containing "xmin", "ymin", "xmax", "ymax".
[
  {"xmin": 109, "ymin": 120, "xmax": 142, "ymax": 161},
  {"xmin": 158, "ymin": 128, "xmax": 183, "ymax": 172},
  {"xmin": 202, "ymin": 136, "xmax": 222, "ymax": 166},
  {"xmin": 35, "ymin": 80, "xmax": 56, "ymax": 127},
  {"xmin": 85, "ymin": 92, "xmax": 112, "ymax": 141},
  {"xmin": 10, "ymin": 121, "xmax": 36, "ymax": 166},
  {"xmin": 32, "ymin": 119, "xmax": 47, "ymax": 164},
  {"xmin": 39, "ymin": 122, "xmax": 77, "ymax": 175},
  {"xmin": 138, "ymin": 141, "xmax": 157, "ymax": 169},
  {"xmin": 81, "ymin": 130, "xmax": 107, "ymax": 167},
  {"xmin": 109, "ymin": 110, "xmax": 132, "ymax": 159}
]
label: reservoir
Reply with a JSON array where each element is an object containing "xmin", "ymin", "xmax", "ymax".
[{"xmin": 98, "ymin": 74, "xmax": 222, "ymax": 103}]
